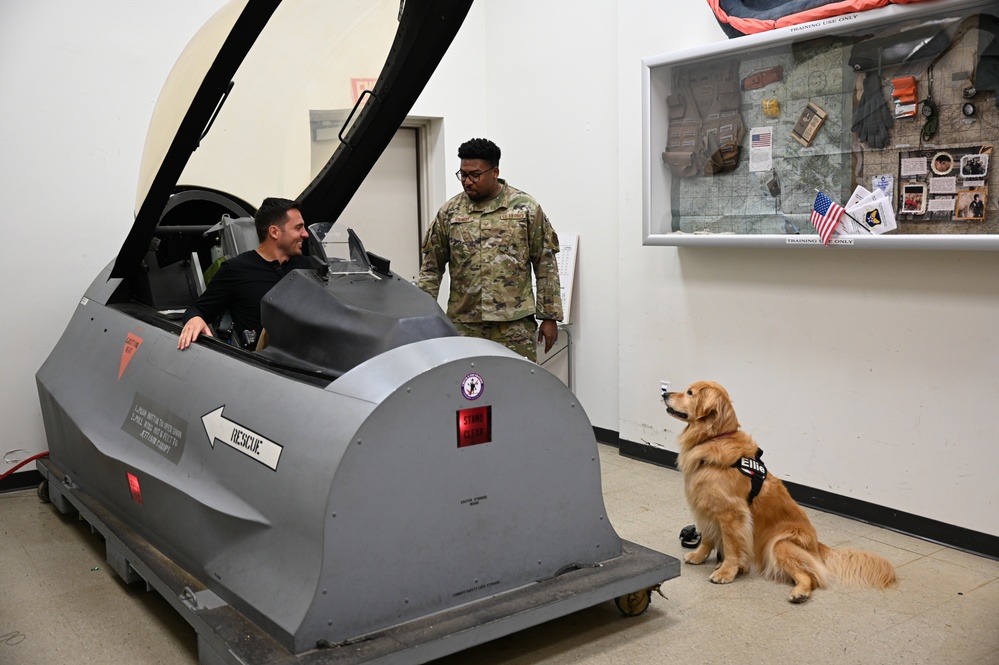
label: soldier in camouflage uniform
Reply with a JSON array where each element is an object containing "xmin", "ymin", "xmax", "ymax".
[{"xmin": 418, "ymin": 138, "xmax": 563, "ymax": 362}]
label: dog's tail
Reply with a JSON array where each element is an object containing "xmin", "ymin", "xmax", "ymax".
[{"xmin": 819, "ymin": 543, "xmax": 897, "ymax": 588}]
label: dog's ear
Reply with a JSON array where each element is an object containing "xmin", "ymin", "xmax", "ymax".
[
  {"xmin": 696, "ymin": 384, "xmax": 738, "ymax": 434},
  {"xmin": 696, "ymin": 385, "xmax": 723, "ymax": 424}
]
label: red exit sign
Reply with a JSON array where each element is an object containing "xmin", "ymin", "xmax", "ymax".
[{"xmin": 457, "ymin": 405, "xmax": 491, "ymax": 447}]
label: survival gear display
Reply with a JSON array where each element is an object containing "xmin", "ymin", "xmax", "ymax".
[
  {"xmin": 890, "ymin": 76, "xmax": 918, "ymax": 118},
  {"xmin": 848, "ymin": 15, "xmax": 984, "ymax": 149},
  {"xmin": 662, "ymin": 60, "xmax": 746, "ymax": 177}
]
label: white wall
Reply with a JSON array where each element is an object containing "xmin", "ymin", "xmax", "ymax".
[
  {"xmin": 0, "ymin": 0, "xmax": 230, "ymax": 466},
  {"xmin": 3, "ymin": 1, "xmax": 997, "ymax": 541},
  {"xmin": 417, "ymin": 1, "xmax": 626, "ymax": 429}
]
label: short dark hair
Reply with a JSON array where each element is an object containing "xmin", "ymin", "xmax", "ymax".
[
  {"xmin": 458, "ymin": 138, "xmax": 500, "ymax": 167},
  {"xmin": 254, "ymin": 197, "xmax": 298, "ymax": 242}
]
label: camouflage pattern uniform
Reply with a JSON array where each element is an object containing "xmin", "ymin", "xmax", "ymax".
[{"xmin": 418, "ymin": 179, "xmax": 563, "ymax": 361}]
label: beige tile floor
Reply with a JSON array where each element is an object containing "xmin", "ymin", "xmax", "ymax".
[{"xmin": 1, "ymin": 444, "xmax": 997, "ymax": 665}]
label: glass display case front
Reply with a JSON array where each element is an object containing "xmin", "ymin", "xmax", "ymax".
[{"xmin": 642, "ymin": 0, "xmax": 999, "ymax": 249}]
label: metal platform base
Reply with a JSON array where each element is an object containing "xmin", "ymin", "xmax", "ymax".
[{"xmin": 38, "ymin": 457, "xmax": 680, "ymax": 665}]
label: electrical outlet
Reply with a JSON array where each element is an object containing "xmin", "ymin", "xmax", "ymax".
[{"xmin": 660, "ymin": 380, "xmax": 670, "ymax": 395}]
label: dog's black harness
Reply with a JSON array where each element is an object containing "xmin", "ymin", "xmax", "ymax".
[{"xmin": 732, "ymin": 448, "xmax": 766, "ymax": 505}]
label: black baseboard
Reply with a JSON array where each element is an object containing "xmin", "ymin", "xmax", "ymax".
[
  {"xmin": 0, "ymin": 469, "xmax": 42, "ymax": 495},
  {"xmin": 619, "ymin": 437, "xmax": 677, "ymax": 468},
  {"xmin": 610, "ymin": 433, "xmax": 999, "ymax": 561},
  {"xmin": 593, "ymin": 427, "xmax": 620, "ymax": 447},
  {"xmin": 781, "ymin": 481, "xmax": 999, "ymax": 561}
]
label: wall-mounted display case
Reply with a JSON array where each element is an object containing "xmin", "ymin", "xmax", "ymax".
[{"xmin": 642, "ymin": 0, "xmax": 999, "ymax": 249}]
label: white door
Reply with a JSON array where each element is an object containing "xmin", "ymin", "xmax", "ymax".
[{"xmin": 311, "ymin": 125, "xmax": 422, "ymax": 281}]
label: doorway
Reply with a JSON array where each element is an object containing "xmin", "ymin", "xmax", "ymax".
[{"xmin": 310, "ymin": 117, "xmax": 423, "ymax": 281}]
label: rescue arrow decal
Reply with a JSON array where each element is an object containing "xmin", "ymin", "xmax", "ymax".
[{"xmin": 202, "ymin": 406, "xmax": 283, "ymax": 471}]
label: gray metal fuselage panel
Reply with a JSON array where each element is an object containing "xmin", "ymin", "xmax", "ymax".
[{"xmin": 36, "ymin": 301, "xmax": 621, "ymax": 652}]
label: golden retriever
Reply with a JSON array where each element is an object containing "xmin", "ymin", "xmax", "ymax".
[{"xmin": 663, "ymin": 381, "xmax": 897, "ymax": 602}]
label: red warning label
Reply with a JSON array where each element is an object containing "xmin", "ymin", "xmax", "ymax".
[
  {"xmin": 127, "ymin": 472, "xmax": 143, "ymax": 505},
  {"xmin": 457, "ymin": 405, "xmax": 492, "ymax": 447},
  {"xmin": 119, "ymin": 333, "xmax": 143, "ymax": 380}
]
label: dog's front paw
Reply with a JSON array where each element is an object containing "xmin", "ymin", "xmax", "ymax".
[
  {"xmin": 708, "ymin": 565, "xmax": 738, "ymax": 584},
  {"xmin": 684, "ymin": 542, "xmax": 714, "ymax": 565},
  {"xmin": 684, "ymin": 551, "xmax": 709, "ymax": 565}
]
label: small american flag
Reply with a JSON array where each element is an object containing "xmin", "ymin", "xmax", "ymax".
[
  {"xmin": 751, "ymin": 131, "xmax": 771, "ymax": 147},
  {"xmin": 811, "ymin": 191, "xmax": 845, "ymax": 245}
]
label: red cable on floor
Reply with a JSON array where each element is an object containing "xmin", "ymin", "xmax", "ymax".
[{"xmin": 0, "ymin": 451, "xmax": 50, "ymax": 481}]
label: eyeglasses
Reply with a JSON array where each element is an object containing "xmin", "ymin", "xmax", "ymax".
[{"xmin": 455, "ymin": 166, "xmax": 495, "ymax": 182}]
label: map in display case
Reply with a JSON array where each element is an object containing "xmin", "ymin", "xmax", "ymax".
[{"xmin": 641, "ymin": 0, "xmax": 999, "ymax": 249}]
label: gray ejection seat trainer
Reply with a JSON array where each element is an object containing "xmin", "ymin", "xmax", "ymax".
[{"xmin": 34, "ymin": 1, "xmax": 680, "ymax": 663}]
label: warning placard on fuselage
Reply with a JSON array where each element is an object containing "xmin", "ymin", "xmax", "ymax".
[
  {"xmin": 457, "ymin": 405, "xmax": 492, "ymax": 447},
  {"xmin": 121, "ymin": 393, "xmax": 188, "ymax": 463}
]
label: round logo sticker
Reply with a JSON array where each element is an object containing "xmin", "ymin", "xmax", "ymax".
[{"xmin": 461, "ymin": 373, "xmax": 484, "ymax": 400}]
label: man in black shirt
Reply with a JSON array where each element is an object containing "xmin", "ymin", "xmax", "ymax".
[{"xmin": 177, "ymin": 197, "xmax": 312, "ymax": 351}]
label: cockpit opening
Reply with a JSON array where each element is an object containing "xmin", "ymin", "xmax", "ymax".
[{"xmin": 112, "ymin": 188, "xmax": 458, "ymax": 381}]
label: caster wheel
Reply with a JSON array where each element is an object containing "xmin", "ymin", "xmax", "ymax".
[
  {"xmin": 614, "ymin": 589, "xmax": 652, "ymax": 617},
  {"xmin": 37, "ymin": 479, "xmax": 50, "ymax": 503}
]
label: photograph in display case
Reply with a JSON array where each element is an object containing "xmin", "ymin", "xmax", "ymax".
[
  {"xmin": 960, "ymin": 153, "xmax": 989, "ymax": 178},
  {"xmin": 931, "ymin": 152, "xmax": 955, "ymax": 176},
  {"xmin": 901, "ymin": 184, "xmax": 927, "ymax": 215},
  {"xmin": 955, "ymin": 190, "xmax": 987, "ymax": 220}
]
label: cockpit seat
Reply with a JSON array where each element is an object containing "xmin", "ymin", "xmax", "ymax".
[{"xmin": 208, "ymin": 214, "xmax": 259, "ymax": 260}]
